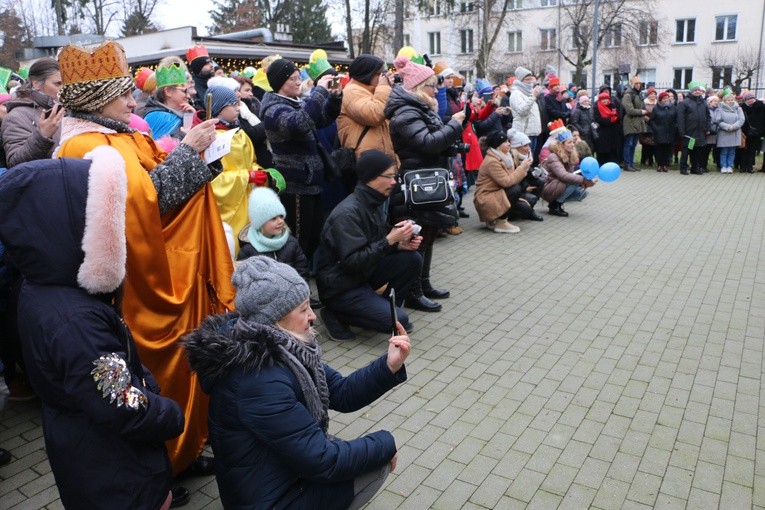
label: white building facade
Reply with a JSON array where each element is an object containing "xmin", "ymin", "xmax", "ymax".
[{"xmin": 394, "ymin": 0, "xmax": 765, "ymax": 93}]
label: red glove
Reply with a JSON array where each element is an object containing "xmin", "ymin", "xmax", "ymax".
[{"xmin": 249, "ymin": 170, "xmax": 268, "ymax": 186}]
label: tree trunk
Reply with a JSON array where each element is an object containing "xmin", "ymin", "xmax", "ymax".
[
  {"xmin": 393, "ymin": 0, "xmax": 403, "ymax": 53},
  {"xmin": 344, "ymin": 0, "xmax": 355, "ymax": 58},
  {"xmin": 361, "ymin": 0, "xmax": 370, "ymax": 54},
  {"xmin": 54, "ymin": 0, "xmax": 65, "ymax": 35}
]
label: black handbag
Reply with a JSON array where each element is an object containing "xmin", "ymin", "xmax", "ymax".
[
  {"xmin": 401, "ymin": 168, "xmax": 455, "ymax": 210},
  {"xmin": 322, "ymin": 127, "xmax": 371, "ymax": 182}
]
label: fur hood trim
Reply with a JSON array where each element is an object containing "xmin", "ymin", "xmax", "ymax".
[
  {"xmin": 183, "ymin": 313, "xmax": 292, "ymax": 390},
  {"xmin": 77, "ymin": 146, "xmax": 127, "ymax": 294}
]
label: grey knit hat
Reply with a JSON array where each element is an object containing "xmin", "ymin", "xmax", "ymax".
[
  {"xmin": 514, "ymin": 66, "xmax": 533, "ymax": 81},
  {"xmin": 232, "ymin": 257, "xmax": 309, "ymax": 325}
]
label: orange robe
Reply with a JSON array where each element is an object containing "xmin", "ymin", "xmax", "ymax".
[{"xmin": 57, "ymin": 121, "xmax": 235, "ymax": 475}]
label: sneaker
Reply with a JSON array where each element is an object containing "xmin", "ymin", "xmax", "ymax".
[
  {"xmin": 493, "ymin": 219, "xmax": 520, "ymax": 233},
  {"xmin": 444, "ymin": 225, "xmax": 463, "ymax": 235},
  {"xmin": 319, "ymin": 308, "xmax": 356, "ymax": 341}
]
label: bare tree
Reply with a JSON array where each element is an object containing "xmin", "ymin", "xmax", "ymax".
[
  {"xmin": 557, "ymin": 0, "xmax": 660, "ymax": 86},
  {"xmin": 699, "ymin": 44, "xmax": 765, "ymax": 91},
  {"xmin": 121, "ymin": 0, "xmax": 159, "ymax": 36},
  {"xmin": 79, "ymin": 0, "xmax": 122, "ymax": 35}
]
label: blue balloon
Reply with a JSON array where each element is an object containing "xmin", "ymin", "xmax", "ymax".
[
  {"xmin": 598, "ymin": 162, "xmax": 621, "ymax": 182},
  {"xmin": 580, "ymin": 156, "xmax": 599, "ymax": 179}
]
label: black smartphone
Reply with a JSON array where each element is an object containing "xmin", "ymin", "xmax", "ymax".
[
  {"xmin": 389, "ymin": 288, "xmax": 398, "ymax": 336},
  {"xmin": 44, "ymin": 104, "xmax": 63, "ymax": 118}
]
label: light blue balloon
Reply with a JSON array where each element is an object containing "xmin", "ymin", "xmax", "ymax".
[
  {"xmin": 598, "ymin": 162, "xmax": 621, "ymax": 182},
  {"xmin": 580, "ymin": 156, "xmax": 599, "ymax": 179}
]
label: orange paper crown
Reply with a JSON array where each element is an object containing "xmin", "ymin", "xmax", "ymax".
[
  {"xmin": 547, "ymin": 119, "xmax": 566, "ymax": 135},
  {"xmin": 186, "ymin": 44, "xmax": 209, "ymax": 63},
  {"xmin": 59, "ymin": 41, "xmax": 130, "ymax": 85},
  {"xmin": 134, "ymin": 67, "xmax": 156, "ymax": 92}
]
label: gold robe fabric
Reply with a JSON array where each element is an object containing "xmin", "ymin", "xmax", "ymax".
[{"xmin": 57, "ymin": 125, "xmax": 235, "ymax": 475}]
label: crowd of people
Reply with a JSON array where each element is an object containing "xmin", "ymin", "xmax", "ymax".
[{"xmin": 0, "ymin": 39, "xmax": 764, "ymax": 509}]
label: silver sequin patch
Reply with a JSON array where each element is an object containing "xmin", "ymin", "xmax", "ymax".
[{"xmin": 91, "ymin": 353, "xmax": 148, "ymax": 411}]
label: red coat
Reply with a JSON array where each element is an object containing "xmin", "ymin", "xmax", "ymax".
[{"xmin": 463, "ymin": 102, "xmax": 495, "ymax": 171}]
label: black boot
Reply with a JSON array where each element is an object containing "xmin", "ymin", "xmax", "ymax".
[
  {"xmin": 405, "ymin": 277, "xmax": 442, "ymax": 312},
  {"xmin": 513, "ymin": 200, "xmax": 544, "ymax": 222},
  {"xmin": 421, "ymin": 244, "xmax": 449, "ymax": 299},
  {"xmin": 548, "ymin": 201, "xmax": 569, "ymax": 217}
]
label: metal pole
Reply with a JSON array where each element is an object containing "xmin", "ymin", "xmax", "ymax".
[{"xmin": 591, "ymin": 0, "xmax": 600, "ymax": 99}]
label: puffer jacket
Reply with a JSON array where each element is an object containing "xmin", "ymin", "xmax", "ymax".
[
  {"xmin": 713, "ymin": 103, "xmax": 745, "ymax": 148},
  {"xmin": 183, "ymin": 314, "xmax": 405, "ymax": 510},
  {"xmin": 141, "ymin": 97, "xmax": 184, "ymax": 140},
  {"xmin": 260, "ymin": 88, "xmax": 342, "ymax": 195},
  {"xmin": 677, "ymin": 94, "xmax": 711, "ymax": 145},
  {"xmin": 742, "ymin": 99, "xmax": 765, "ymax": 137},
  {"xmin": 384, "ymin": 85, "xmax": 463, "ymax": 226},
  {"xmin": 336, "ymin": 80, "xmax": 397, "ymax": 162},
  {"xmin": 509, "ymin": 86, "xmax": 542, "ymax": 136},
  {"xmin": 1, "ymin": 90, "xmax": 60, "ymax": 167},
  {"xmin": 541, "ymin": 147, "xmax": 583, "ymax": 203},
  {"xmin": 384, "ymin": 85, "xmax": 463, "ymax": 171},
  {"xmin": 315, "ymin": 184, "xmax": 396, "ymax": 300},
  {"xmin": 648, "ymin": 103, "xmax": 678, "ymax": 144},
  {"xmin": 571, "ymin": 106, "xmax": 595, "ymax": 150},
  {"xmin": 621, "ymin": 87, "xmax": 646, "ymax": 135}
]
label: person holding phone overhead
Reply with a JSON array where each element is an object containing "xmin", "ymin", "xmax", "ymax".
[
  {"xmin": 184, "ymin": 256, "xmax": 410, "ymax": 510},
  {"xmin": 1, "ymin": 58, "xmax": 64, "ymax": 167}
]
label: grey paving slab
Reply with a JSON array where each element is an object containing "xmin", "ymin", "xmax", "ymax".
[{"xmin": 3, "ymin": 168, "xmax": 765, "ymax": 508}]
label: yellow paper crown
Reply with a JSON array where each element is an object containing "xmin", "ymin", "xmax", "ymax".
[
  {"xmin": 155, "ymin": 63, "xmax": 187, "ymax": 88},
  {"xmin": 59, "ymin": 41, "xmax": 130, "ymax": 85}
]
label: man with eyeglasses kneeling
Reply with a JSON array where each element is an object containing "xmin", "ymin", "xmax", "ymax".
[{"xmin": 315, "ymin": 150, "xmax": 421, "ymax": 341}]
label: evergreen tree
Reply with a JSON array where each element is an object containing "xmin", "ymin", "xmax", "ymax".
[
  {"xmin": 288, "ymin": 0, "xmax": 331, "ymax": 44},
  {"xmin": 208, "ymin": 0, "xmax": 262, "ymax": 36},
  {"xmin": 0, "ymin": 9, "xmax": 30, "ymax": 68}
]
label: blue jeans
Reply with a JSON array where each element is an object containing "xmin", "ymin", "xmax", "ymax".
[
  {"xmin": 529, "ymin": 136, "xmax": 538, "ymax": 155},
  {"xmin": 558, "ymin": 183, "xmax": 588, "ymax": 203},
  {"xmin": 327, "ymin": 251, "xmax": 422, "ymax": 333},
  {"xmin": 623, "ymin": 133, "xmax": 639, "ymax": 167},
  {"xmin": 719, "ymin": 146, "xmax": 736, "ymax": 168}
]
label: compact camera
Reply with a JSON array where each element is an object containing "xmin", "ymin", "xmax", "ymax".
[{"xmin": 410, "ymin": 222, "xmax": 422, "ymax": 238}]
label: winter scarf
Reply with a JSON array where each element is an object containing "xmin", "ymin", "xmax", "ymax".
[
  {"xmin": 597, "ymin": 100, "xmax": 619, "ymax": 123},
  {"xmin": 514, "ymin": 81, "xmax": 534, "ymax": 96},
  {"xmin": 488, "ymin": 147, "xmax": 515, "ymax": 169},
  {"xmin": 247, "ymin": 227, "xmax": 290, "ymax": 253},
  {"xmin": 234, "ymin": 318, "xmax": 330, "ymax": 432}
]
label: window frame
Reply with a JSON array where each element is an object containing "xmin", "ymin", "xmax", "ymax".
[
  {"xmin": 638, "ymin": 20, "xmax": 658, "ymax": 46},
  {"xmin": 714, "ymin": 14, "xmax": 737, "ymax": 42},
  {"xmin": 540, "ymin": 27, "xmax": 557, "ymax": 51},
  {"xmin": 428, "ymin": 31, "xmax": 442, "ymax": 55},
  {"xmin": 675, "ymin": 18, "xmax": 696, "ymax": 44},
  {"xmin": 507, "ymin": 30, "xmax": 523, "ymax": 53},
  {"xmin": 673, "ymin": 67, "xmax": 693, "ymax": 90},
  {"xmin": 460, "ymin": 28, "xmax": 474, "ymax": 53}
]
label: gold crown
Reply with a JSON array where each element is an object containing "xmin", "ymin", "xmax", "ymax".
[{"xmin": 59, "ymin": 41, "xmax": 130, "ymax": 85}]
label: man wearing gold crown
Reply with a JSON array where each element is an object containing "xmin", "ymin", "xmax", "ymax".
[
  {"xmin": 53, "ymin": 40, "xmax": 236, "ymax": 501},
  {"xmin": 142, "ymin": 58, "xmax": 196, "ymax": 140}
]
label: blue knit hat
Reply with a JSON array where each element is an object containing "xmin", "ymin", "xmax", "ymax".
[
  {"xmin": 248, "ymin": 187, "xmax": 286, "ymax": 231},
  {"xmin": 207, "ymin": 86, "xmax": 238, "ymax": 117}
]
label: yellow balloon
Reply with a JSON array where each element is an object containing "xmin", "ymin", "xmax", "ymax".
[
  {"xmin": 397, "ymin": 46, "xmax": 419, "ymax": 59},
  {"xmin": 310, "ymin": 49, "xmax": 328, "ymax": 63}
]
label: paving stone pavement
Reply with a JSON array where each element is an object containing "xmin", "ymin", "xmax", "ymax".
[{"xmin": 2, "ymin": 169, "xmax": 765, "ymax": 509}]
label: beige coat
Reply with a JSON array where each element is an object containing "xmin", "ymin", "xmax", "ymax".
[
  {"xmin": 336, "ymin": 80, "xmax": 398, "ymax": 164},
  {"xmin": 473, "ymin": 149, "xmax": 527, "ymax": 223}
]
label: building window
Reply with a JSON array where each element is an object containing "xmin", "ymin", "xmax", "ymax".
[
  {"xmin": 403, "ymin": 34, "xmax": 410, "ymax": 46},
  {"xmin": 715, "ymin": 15, "xmax": 737, "ymax": 41},
  {"xmin": 507, "ymin": 31, "xmax": 522, "ymax": 52},
  {"xmin": 428, "ymin": 32, "xmax": 441, "ymax": 55},
  {"xmin": 428, "ymin": 0, "xmax": 441, "ymax": 16},
  {"xmin": 712, "ymin": 66, "xmax": 733, "ymax": 88},
  {"xmin": 508, "ymin": 0, "xmax": 522, "ymax": 8},
  {"xmin": 460, "ymin": 29, "xmax": 474, "ymax": 53},
  {"xmin": 675, "ymin": 18, "xmax": 695, "ymax": 43},
  {"xmin": 540, "ymin": 0, "xmax": 557, "ymax": 5},
  {"xmin": 459, "ymin": 69, "xmax": 474, "ymax": 83},
  {"xmin": 673, "ymin": 68, "xmax": 693, "ymax": 89},
  {"xmin": 460, "ymin": 1, "xmax": 474, "ymax": 12},
  {"xmin": 540, "ymin": 28, "xmax": 556, "ymax": 51},
  {"xmin": 636, "ymin": 68, "xmax": 656, "ymax": 86},
  {"xmin": 603, "ymin": 73, "xmax": 613, "ymax": 88},
  {"xmin": 639, "ymin": 20, "xmax": 658, "ymax": 46},
  {"xmin": 603, "ymin": 24, "xmax": 622, "ymax": 48}
]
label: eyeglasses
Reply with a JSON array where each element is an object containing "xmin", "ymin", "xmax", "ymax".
[
  {"xmin": 378, "ymin": 173, "xmax": 398, "ymax": 181},
  {"xmin": 288, "ymin": 75, "xmax": 302, "ymax": 83}
]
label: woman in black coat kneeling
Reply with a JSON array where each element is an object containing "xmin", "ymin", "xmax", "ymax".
[{"xmin": 184, "ymin": 257, "xmax": 410, "ymax": 510}]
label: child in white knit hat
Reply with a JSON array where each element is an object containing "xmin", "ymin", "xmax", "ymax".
[{"xmin": 237, "ymin": 187, "xmax": 309, "ymax": 284}]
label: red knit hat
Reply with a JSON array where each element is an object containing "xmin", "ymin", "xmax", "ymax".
[
  {"xmin": 658, "ymin": 91, "xmax": 670, "ymax": 101},
  {"xmin": 394, "ymin": 56, "xmax": 435, "ymax": 91},
  {"xmin": 597, "ymin": 92, "xmax": 611, "ymax": 101},
  {"xmin": 548, "ymin": 76, "xmax": 560, "ymax": 88}
]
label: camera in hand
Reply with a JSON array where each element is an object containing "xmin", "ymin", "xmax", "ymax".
[
  {"xmin": 410, "ymin": 222, "xmax": 422, "ymax": 238},
  {"xmin": 393, "ymin": 74, "xmax": 402, "ymax": 84},
  {"xmin": 448, "ymin": 142, "xmax": 471, "ymax": 157}
]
